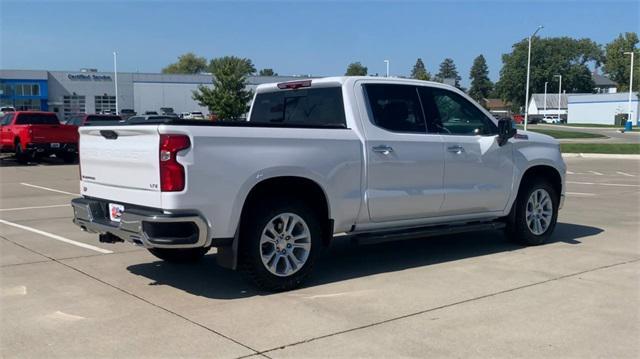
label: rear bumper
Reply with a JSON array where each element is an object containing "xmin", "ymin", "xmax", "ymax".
[
  {"xmin": 71, "ymin": 197, "xmax": 209, "ymax": 249},
  {"xmin": 27, "ymin": 142, "xmax": 77, "ymax": 153}
]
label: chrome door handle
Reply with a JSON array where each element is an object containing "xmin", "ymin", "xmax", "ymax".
[
  {"xmin": 372, "ymin": 145, "xmax": 394, "ymax": 154},
  {"xmin": 447, "ymin": 145, "xmax": 465, "ymax": 154}
]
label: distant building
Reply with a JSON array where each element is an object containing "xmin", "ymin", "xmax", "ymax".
[
  {"xmin": 527, "ymin": 73, "xmax": 620, "ymax": 117},
  {"xmin": 592, "ymin": 72, "xmax": 617, "ymax": 94},
  {"xmin": 567, "ymin": 92, "xmax": 639, "ymax": 125},
  {"xmin": 527, "ymin": 93, "xmax": 569, "ymax": 117},
  {"xmin": 484, "ymin": 98, "xmax": 512, "ymax": 117},
  {"xmin": 0, "ymin": 69, "xmax": 305, "ymax": 120}
]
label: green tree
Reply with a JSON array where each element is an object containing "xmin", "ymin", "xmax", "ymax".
[
  {"xmin": 259, "ymin": 68, "xmax": 278, "ymax": 76},
  {"xmin": 603, "ymin": 32, "xmax": 639, "ymax": 92},
  {"xmin": 468, "ymin": 54, "xmax": 493, "ymax": 104},
  {"xmin": 192, "ymin": 56, "xmax": 256, "ymax": 120},
  {"xmin": 345, "ymin": 62, "xmax": 368, "ymax": 76},
  {"xmin": 434, "ymin": 58, "xmax": 461, "ymax": 87},
  {"xmin": 494, "ymin": 37, "xmax": 603, "ymax": 108},
  {"xmin": 410, "ymin": 58, "xmax": 431, "ymax": 81},
  {"xmin": 162, "ymin": 53, "xmax": 208, "ymax": 74}
]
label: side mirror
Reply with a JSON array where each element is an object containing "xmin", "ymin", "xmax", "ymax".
[{"xmin": 497, "ymin": 118, "xmax": 517, "ymax": 146}]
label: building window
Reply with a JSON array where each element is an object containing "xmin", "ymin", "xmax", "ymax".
[
  {"xmin": 95, "ymin": 95, "xmax": 116, "ymax": 114},
  {"xmin": 0, "ymin": 82, "xmax": 13, "ymax": 96},
  {"xmin": 14, "ymin": 99, "xmax": 41, "ymax": 111},
  {"xmin": 63, "ymin": 95, "xmax": 86, "ymax": 119}
]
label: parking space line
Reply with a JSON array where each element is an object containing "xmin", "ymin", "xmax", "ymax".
[
  {"xmin": 566, "ymin": 192, "xmax": 596, "ymax": 196},
  {"xmin": 616, "ymin": 171, "xmax": 635, "ymax": 177},
  {"xmin": 0, "ymin": 204, "xmax": 70, "ymax": 212},
  {"xmin": 588, "ymin": 171, "xmax": 603, "ymax": 176},
  {"xmin": 567, "ymin": 181, "xmax": 640, "ymax": 188},
  {"xmin": 566, "ymin": 170, "xmax": 575, "ymax": 175},
  {"xmin": 0, "ymin": 219, "xmax": 112, "ymax": 254},
  {"xmin": 20, "ymin": 182, "xmax": 79, "ymax": 196}
]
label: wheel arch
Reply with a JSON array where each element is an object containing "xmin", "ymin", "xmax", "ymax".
[
  {"xmin": 517, "ymin": 164, "xmax": 563, "ymax": 200},
  {"xmin": 238, "ymin": 176, "xmax": 332, "ymax": 244}
]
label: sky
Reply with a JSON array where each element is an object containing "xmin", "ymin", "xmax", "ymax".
[{"xmin": 1, "ymin": 0, "xmax": 638, "ymax": 87}]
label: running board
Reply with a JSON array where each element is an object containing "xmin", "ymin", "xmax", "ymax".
[{"xmin": 349, "ymin": 221, "xmax": 506, "ymax": 246}]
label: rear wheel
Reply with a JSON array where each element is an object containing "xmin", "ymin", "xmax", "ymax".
[
  {"xmin": 61, "ymin": 152, "xmax": 77, "ymax": 164},
  {"xmin": 14, "ymin": 141, "xmax": 31, "ymax": 164},
  {"xmin": 239, "ymin": 198, "xmax": 321, "ymax": 291},
  {"xmin": 147, "ymin": 247, "xmax": 210, "ymax": 263},
  {"xmin": 506, "ymin": 178, "xmax": 559, "ymax": 245}
]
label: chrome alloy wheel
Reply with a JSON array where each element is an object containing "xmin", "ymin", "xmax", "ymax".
[
  {"xmin": 526, "ymin": 189, "xmax": 553, "ymax": 235},
  {"xmin": 259, "ymin": 213, "xmax": 312, "ymax": 277}
]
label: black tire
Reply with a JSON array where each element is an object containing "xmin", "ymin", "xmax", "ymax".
[
  {"xmin": 239, "ymin": 197, "xmax": 322, "ymax": 292},
  {"xmin": 147, "ymin": 247, "xmax": 210, "ymax": 263},
  {"xmin": 506, "ymin": 177, "xmax": 559, "ymax": 245},
  {"xmin": 62, "ymin": 152, "xmax": 77, "ymax": 164},
  {"xmin": 14, "ymin": 141, "xmax": 30, "ymax": 164}
]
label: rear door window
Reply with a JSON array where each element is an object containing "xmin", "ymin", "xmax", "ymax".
[
  {"xmin": 15, "ymin": 113, "xmax": 60, "ymax": 125},
  {"xmin": 250, "ymin": 87, "xmax": 346, "ymax": 127},
  {"xmin": 363, "ymin": 84, "xmax": 426, "ymax": 133}
]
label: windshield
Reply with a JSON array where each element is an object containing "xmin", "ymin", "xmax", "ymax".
[{"xmin": 85, "ymin": 115, "xmax": 122, "ymax": 124}]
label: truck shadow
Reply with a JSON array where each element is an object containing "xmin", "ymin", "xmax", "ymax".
[{"xmin": 126, "ymin": 222, "xmax": 602, "ymax": 300}]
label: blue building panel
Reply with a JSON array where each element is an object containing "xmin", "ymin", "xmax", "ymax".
[{"xmin": 0, "ymin": 78, "xmax": 49, "ymax": 111}]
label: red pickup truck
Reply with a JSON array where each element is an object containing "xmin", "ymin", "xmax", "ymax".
[{"xmin": 0, "ymin": 111, "xmax": 79, "ymax": 163}]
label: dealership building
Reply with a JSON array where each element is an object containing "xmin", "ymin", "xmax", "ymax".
[{"xmin": 0, "ymin": 69, "xmax": 303, "ymax": 120}]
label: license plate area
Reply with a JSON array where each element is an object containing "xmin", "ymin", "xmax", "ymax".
[
  {"xmin": 50, "ymin": 143, "xmax": 60, "ymax": 148},
  {"xmin": 108, "ymin": 203, "xmax": 125, "ymax": 222}
]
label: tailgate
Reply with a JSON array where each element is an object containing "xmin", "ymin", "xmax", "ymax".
[
  {"xmin": 79, "ymin": 126, "xmax": 162, "ymax": 207},
  {"xmin": 30, "ymin": 124, "xmax": 78, "ymax": 143}
]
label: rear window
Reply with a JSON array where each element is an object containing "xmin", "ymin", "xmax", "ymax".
[
  {"xmin": 15, "ymin": 113, "xmax": 60, "ymax": 125},
  {"xmin": 250, "ymin": 87, "xmax": 346, "ymax": 127}
]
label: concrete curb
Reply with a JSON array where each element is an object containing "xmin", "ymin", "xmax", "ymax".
[{"xmin": 562, "ymin": 153, "xmax": 640, "ymax": 159}]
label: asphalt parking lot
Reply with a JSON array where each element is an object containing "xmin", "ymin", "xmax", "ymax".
[{"xmin": 1, "ymin": 155, "xmax": 639, "ymax": 358}]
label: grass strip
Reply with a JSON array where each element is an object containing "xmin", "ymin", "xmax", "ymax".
[{"xmin": 561, "ymin": 143, "xmax": 640, "ymax": 154}]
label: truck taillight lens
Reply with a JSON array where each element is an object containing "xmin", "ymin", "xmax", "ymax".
[{"xmin": 159, "ymin": 134, "xmax": 190, "ymax": 192}]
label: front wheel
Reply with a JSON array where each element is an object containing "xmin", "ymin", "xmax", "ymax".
[
  {"xmin": 239, "ymin": 199, "xmax": 321, "ymax": 291},
  {"xmin": 506, "ymin": 178, "xmax": 559, "ymax": 245}
]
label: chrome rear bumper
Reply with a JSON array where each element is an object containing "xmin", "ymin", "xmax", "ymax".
[{"xmin": 71, "ymin": 197, "xmax": 209, "ymax": 249}]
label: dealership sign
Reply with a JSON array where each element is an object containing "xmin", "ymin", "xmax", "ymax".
[{"xmin": 67, "ymin": 73, "xmax": 112, "ymax": 81}]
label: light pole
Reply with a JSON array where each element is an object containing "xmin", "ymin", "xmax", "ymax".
[
  {"xmin": 624, "ymin": 51, "xmax": 635, "ymax": 130},
  {"xmin": 544, "ymin": 81, "xmax": 548, "ymax": 114},
  {"xmin": 554, "ymin": 74, "xmax": 562, "ymax": 122},
  {"xmin": 524, "ymin": 25, "xmax": 544, "ymax": 131},
  {"xmin": 384, "ymin": 60, "xmax": 390, "ymax": 77},
  {"xmin": 113, "ymin": 51, "xmax": 119, "ymax": 114}
]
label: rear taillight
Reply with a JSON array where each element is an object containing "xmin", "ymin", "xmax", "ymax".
[{"xmin": 159, "ymin": 134, "xmax": 190, "ymax": 192}]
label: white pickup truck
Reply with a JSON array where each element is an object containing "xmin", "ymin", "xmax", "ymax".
[{"xmin": 72, "ymin": 77, "xmax": 566, "ymax": 291}]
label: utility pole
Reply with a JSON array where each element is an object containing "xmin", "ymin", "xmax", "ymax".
[
  {"xmin": 624, "ymin": 51, "xmax": 635, "ymax": 130},
  {"xmin": 113, "ymin": 51, "xmax": 119, "ymax": 114},
  {"xmin": 524, "ymin": 25, "xmax": 544, "ymax": 131},
  {"xmin": 554, "ymin": 74, "xmax": 562, "ymax": 122},
  {"xmin": 544, "ymin": 81, "xmax": 548, "ymax": 114}
]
